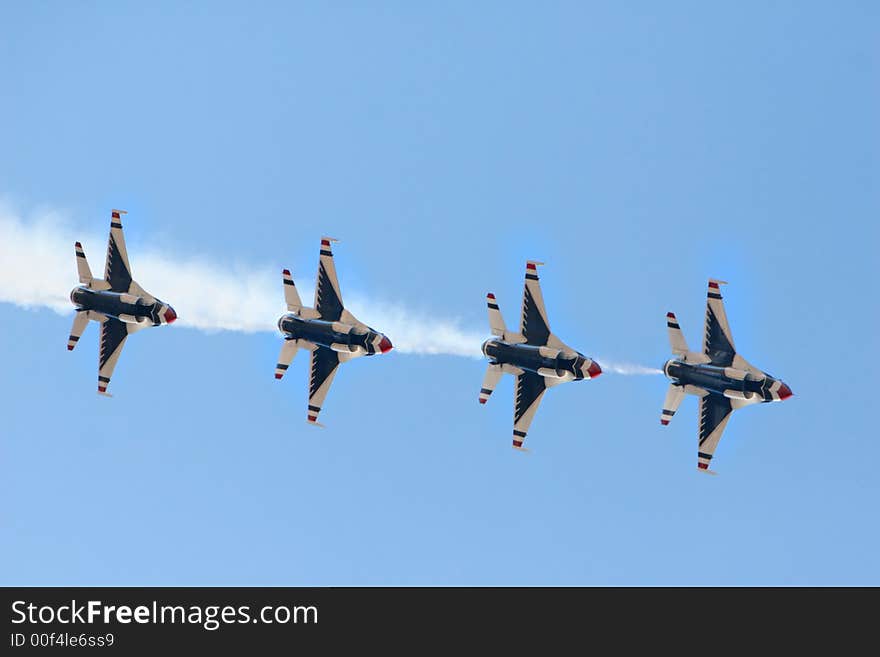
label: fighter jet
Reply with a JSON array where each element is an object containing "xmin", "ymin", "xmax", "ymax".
[
  {"xmin": 68, "ymin": 209, "xmax": 177, "ymax": 395},
  {"xmin": 479, "ymin": 261, "xmax": 602, "ymax": 450},
  {"xmin": 274, "ymin": 237, "xmax": 393, "ymax": 425},
  {"xmin": 661, "ymin": 279, "xmax": 793, "ymax": 473}
]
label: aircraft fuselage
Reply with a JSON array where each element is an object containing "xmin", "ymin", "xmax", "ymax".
[
  {"xmin": 278, "ymin": 314, "xmax": 388, "ymax": 356},
  {"xmin": 70, "ymin": 286, "xmax": 172, "ymax": 326},
  {"xmin": 664, "ymin": 359, "xmax": 788, "ymax": 403},
  {"xmin": 482, "ymin": 339, "xmax": 594, "ymax": 380}
]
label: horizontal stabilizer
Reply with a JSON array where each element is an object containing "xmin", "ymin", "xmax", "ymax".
[
  {"xmin": 660, "ymin": 384, "xmax": 685, "ymax": 425},
  {"xmin": 67, "ymin": 310, "xmax": 89, "ymax": 351},
  {"xmin": 275, "ymin": 339, "xmax": 299, "ymax": 380},
  {"xmin": 666, "ymin": 312, "xmax": 688, "ymax": 355},
  {"xmin": 666, "ymin": 312, "xmax": 709, "ymax": 363},
  {"xmin": 486, "ymin": 293, "xmax": 506, "ymax": 337},
  {"xmin": 479, "ymin": 363, "xmax": 503, "ymax": 404},
  {"xmin": 282, "ymin": 269, "xmax": 320, "ymax": 319},
  {"xmin": 75, "ymin": 242, "xmax": 93, "ymax": 285},
  {"xmin": 282, "ymin": 269, "xmax": 304, "ymax": 313},
  {"xmin": 486, "ymin": 293, "xmax": 525, "ymax": 343}
]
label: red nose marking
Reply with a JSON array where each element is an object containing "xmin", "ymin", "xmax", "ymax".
[
  {"xmin": 778, "ymin": 383, "xmax": 793, "ymax": 400},
  {"xmin": 164, "ymin": 307, "xmax": 177, "ymax": 324},
  {"xmin": 666, "ymin": 312, "xmax": 675, "ymax": 318},
  {"xmin": 275, "ymin": 373, "xmax": 283, "ymax": 380},
  {"xmin": 379, "ymin": 336, "xmax": 393, "ymax": 353},
  {"xmin": 660, "ymin": 419, "xmax": 669, "ymax": 426},
  {"xmin": 698, "ymin": 462, "xmax": 709, "ymax": 470},
  {"xmin": 487, "ymin": 293, "xmax": 496, "ymax": 299},
  {"xmin": 98, "ymin": 386, "xmax": 106, "ymax": 393},
  {"xmin": 587, "ymin": 361, "xmax": 602, "ymax": 378},
  {"xmin": 479, "ymin": 398, "xmax": 487, "ymax": 404},
  {"xmin": 283, "ymin": 269, "xmax": 291, "ymax": 276},
  {"xmin": 67, "ymin": 345, "xmax": 74, "ymax": 351}
]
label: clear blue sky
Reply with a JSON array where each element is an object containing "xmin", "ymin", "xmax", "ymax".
[{"xmin": 1, "ymin": 2, "xmax": 878, "ymax": 584}]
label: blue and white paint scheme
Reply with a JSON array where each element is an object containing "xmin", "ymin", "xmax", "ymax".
[
  {"xmin": 275, "ymin": 237, "xmax": 393, "ymax": 426},
  {"xmin": 479, "ymin": 261, "xmax": 601, "ymax": 451},
  {"xmin": 661, "ymin": 279, "xmax": 793, "ymax": 474},
  {"xmin": 68, "ymin": 209, "xmax": 177, "ymax": 396}
]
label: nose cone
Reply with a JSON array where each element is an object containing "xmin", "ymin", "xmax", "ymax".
[
  {"xmin": 587, "ymin": 360, "xmax": 602, "ymax": 379},
  {"xmin": 777, "ymin": 382, "xmax": 793, "ymax": 400},
  {"xmin": 164, "ymin": 307, "xmax": 177, "ymax": 324},
  {"xmin": 378, "ymin": 336, "xmax": 393, "ymax": 354}
]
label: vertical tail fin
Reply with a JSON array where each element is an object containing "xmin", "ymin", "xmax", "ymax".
[
  {"xmin": 75, "ymin": 242, "xmax": 93, "ymax": 285},
  {"xmin": 660, "ymin": 384, "xmax": 685, "ymax": 425}
]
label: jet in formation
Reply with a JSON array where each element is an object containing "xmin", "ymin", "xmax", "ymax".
[
  {"xmin": 479, "ymin": 261, "xmax": 602, "ymax": 450},
  {"xmin": 274, "ymin": 237, "xmax": 393, "ymax": 425},
  {"xmin": 68, "ymin": 210, "xmax": 177, "ymax": 395},
  {"xmin": 661, "ymin": 279, "xmax": 793, "ymax": 473}
]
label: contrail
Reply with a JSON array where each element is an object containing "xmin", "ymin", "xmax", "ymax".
[
  {"xmin": 0, "ymin": 204, "xmax": 662, "ymax": 368},
  {"xmin": 0, "ymin": 203, "xmax": 483, "ymax": 357},
  {"xmin": 597, "ymin": 359, "xmax": 663, "ymax": 376}
]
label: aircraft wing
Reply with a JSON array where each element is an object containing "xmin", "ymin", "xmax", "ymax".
[
  {"xmin": 520, "ymin": 261, "xmax": 552, "ymax": 346},
  {"xmin": 697, "ymin": 393, "xmax": 734, "ymax": 473},
  {"xmin": 307, "ymin": 346, "xmax": 341, "ymax": 425},
  {"xmin": 97, "ymin": 316, "xmax": 131, "ymax": 395},
  {"xmin": 512, "ymin": 371, "xmax": 548, "ymax": 450},
  {"xmin": 104, "ymin": 210, "xmax": 134, "ymax": 293},
  {"xmin": 702, "ymin": 279, "xmax": 736, "ymax": 366},
  {"xmin": 314, "ymin": 237, "xmax": 344, "ymax": 321}
]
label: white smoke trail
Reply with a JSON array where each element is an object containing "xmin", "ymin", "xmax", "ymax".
[
  {"xmin": 596, "ymin": 359, "xmax": 663, "ymax": 376},
  {"xmin": 0, "ymin": 203, "xmax": 483, "ymax": 357}
]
